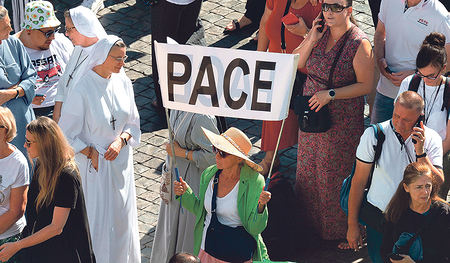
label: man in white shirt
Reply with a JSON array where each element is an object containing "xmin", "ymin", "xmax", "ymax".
[
  {"xmin": 347, "ymin": 91, "xmax": 444, "ymax": 262},
  {"xmin": 15, "ymin": 1, "xmax": 73, "ymax": 118},
  {"xmin": 371, "ymin": 0, "xmax": 450, "ymax": 124}
]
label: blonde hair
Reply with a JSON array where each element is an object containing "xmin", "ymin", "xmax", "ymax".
[
  {"xmin": 0, "ymin": 106, "xmax": 17, "ymax": 142},
  {"xmin": 26, "ymin": 117, "xmax": 78, "ymax": 211}
]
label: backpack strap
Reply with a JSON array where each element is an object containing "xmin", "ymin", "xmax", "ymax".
[
  {"xmin": 366, "ymin": 123, "xmax": 385, "ymax": 189},
  {"xmin": 408, "ymin": 74, "xmax": 422, "ymax": 93},
  {"xmin": 441, "ymin": 77, "xmax": 450, "ymax": 113}
]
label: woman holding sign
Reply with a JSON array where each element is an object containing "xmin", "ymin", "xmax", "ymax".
[
  {"xmin": 174, "ymin": 127, "xmax": 271, "ymax": 262},
  {"xmin": 257, "ymin": 0, "xmax": 321, "ymax": 176},
  {"xmin": 292, "ymin": 0, "xmax": 374, "ymax": 243}
]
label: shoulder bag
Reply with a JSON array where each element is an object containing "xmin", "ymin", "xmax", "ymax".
[
  {"xmin": 204, "ymin": 169, "xmax": 257, "ymax": 262},
  {"xmin": 294, "ymin": 27, "xmax": 353, "ymax": 133}
]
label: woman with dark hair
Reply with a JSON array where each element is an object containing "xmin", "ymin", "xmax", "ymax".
[
  {"xmin": 395, "ymin": 32, "xmax": 450, "ymax": 201},
  {"xmin": 257, "ymin": 0, "xmax": 321, "ymax": 176},
  {"xmin": 293, "ymin": 0, "xmax": 374, "ymax": 244},
  {"xmin": 380, "ymin": 162, "xmax": 450, "ymax": 262},
  {"xmin": 0, "ymin": 116, "xmax": 95, "ymax": 263},
  {"xmin": 59, "ymin": 36, "xmax": 141, "ymax": 263}
]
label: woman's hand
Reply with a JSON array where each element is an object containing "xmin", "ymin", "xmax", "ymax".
[
  {"xmin": 164, "ymin": 141, "xmax": 186, "ymax": 158},
  {"xmin": 31, "ymin": 95, "xmax": 46, "ymax": 105},
  {"xmin": 104, "ymin": 138, "xmax": 123, "ymax": 161},
  {"xmin": 259, "ymin": 189, "xmax": 271, "ymax": 205},
  {"xmin": 91, "ymin": 148, "xmax": 99, "ymax": 172},
  {"xmin": 284, "ymin": 17, "xmax": 308, "ymax": 37},
  {"xmin": 307, "ymin": 13, "xmax": 327, "ymax": 43},
  {"xmin": 0, "ymin": 242, "xmax": 22, "ymax": 262},
  {"xmin": 390, "ymin": 255, "xmax": 415, "ymax": 262},
  {"xmin": 174, "ymin": 177, "xmax": 188, "ymax": 196},
  {"xmin": 309, "ymin": 90, "xmax": 331, "ymax": 112}
]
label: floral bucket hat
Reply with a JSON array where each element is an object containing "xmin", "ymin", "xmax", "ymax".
[{"xmin": 21, "ymin": 1, "xmax": 60, "ymax": 30}]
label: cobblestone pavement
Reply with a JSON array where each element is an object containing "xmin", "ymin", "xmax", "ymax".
[{"xmin": 50, "ymin": 0, "xmax": 378, "ymax": 262}]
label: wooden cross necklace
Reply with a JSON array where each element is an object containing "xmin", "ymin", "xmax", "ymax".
[
  {"xmin": 95, "ymin": 80, "xmax": 117, "ymax": 130},
  {"xmin": 66, "ymin": 51, "xmax": 89, "ymax": 87}
]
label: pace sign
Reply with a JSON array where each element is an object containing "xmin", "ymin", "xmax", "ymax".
[{"xmin": 155, "ymin": 42, "xmax": 299, "ymax": 121}]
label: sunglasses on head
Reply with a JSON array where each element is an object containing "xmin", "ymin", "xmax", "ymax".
[
  {"xmin": 212, "ymin": 146, "xmax": 229, "ymax": 158},
  {"xmin": 322, "ymin": 3, "xmax": 351, "ymax": 12},
  {"xmin": 38, "ymin": 26, "xmax": 60, "ymax": 38},
  {"xmin": 415, "ymin": 68, "xmax": 442, "ymax": 80}
]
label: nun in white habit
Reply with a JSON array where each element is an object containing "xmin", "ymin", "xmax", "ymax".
[
  {"xmin": 53, "ymin": 5, "xmax": 107, "ymax": 122},
  {"xmin": 59, "ymin": 35, "xmax": 141, "ymax": 263}
]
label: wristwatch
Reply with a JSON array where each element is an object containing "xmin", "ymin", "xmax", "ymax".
[
  {"xmin": 14, "ymin": 88, "xmax": 20, "ymax": 99},
  {"xmin": 329, "ymin": 89, "xmax": 336, "ymax": 100}
]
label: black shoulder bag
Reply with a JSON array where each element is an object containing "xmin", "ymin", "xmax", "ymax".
[
  {"xmin": 204, "ymin": 170, "xmax": 257, "ymax": 262},
  {"xmin": 294, "ymin": 27, "xmax": 353, "ymax": 133}
]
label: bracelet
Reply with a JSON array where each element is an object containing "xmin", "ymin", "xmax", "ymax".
[
  {"xmin": 121, "ymin": 137, "xmax": 127, "ymax": 147},
  {"xmin": 87, "ymin": 146, "xmax": 93, "ymax": 159},
  {"xmin": 416, "ymin": 152, "xmax": 427, "ymax": 159},
  {"xmin": 185, "ymin": 150, "xmax": 189, "ymax": 160}
]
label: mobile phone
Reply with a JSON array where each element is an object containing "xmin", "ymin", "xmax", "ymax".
[
  {"xmin": 387, "ymin": 253, "xmax": 404, "ymax": 260},
  {"xmin": 385, "ymin": 66, "xmax": 393, "ymax": 74},
  {"xmin": 35, "ymin": 94, "xmax": 44, "ymax": 97},
  {"xmin": 412, "ymin": 114, "xmax": 424, "ymax": 144},
  {"xmin": 317, "ymin": 12, "xmax": 325, "ymax": 33},
  {"xmin": 281, "ymin": 12, "xmax": 299, "ymax": 25}
]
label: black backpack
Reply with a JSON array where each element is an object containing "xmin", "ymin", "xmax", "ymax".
[{"xmin": 408, "ymin": 74, "xmax": 450, "ymax": 113}]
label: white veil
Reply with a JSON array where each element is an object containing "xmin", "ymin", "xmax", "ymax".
[{"xmin": 70, "ymin": 5, "xmax": 107, "ymax": 39}]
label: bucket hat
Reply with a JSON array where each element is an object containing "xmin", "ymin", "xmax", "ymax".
[
  {"xmin": 22, "ymin": 1, "xmax": 60, "ymax": 30},
  {"xmin": 202, "ymin": 127, "xmax": 262, "ymax": 172}
]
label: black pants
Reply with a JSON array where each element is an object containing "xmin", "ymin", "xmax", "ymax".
[
  {"xmin": 244, "ymin": 0, "xmax": 266, "ymax": 24},
  {"xmin": 150, "ymin": 0, "xmax": 204, "ymax": 110}
]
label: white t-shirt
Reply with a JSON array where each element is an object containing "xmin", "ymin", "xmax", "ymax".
[
  {"xmin": 376, "ymin": 0, "xmax": 450, "ymax": 99},
  {"xmin": 201, "ymin": 177, "xmax": 242, "ymax": 250},
  {"xmin": 396, "ymin": 75, "xmax": 449, "ymax": 140},
  {"xmin": 166, "ymin": 0, "xmax": 195, "ymax": 5},
  {"xmin": 24, "ymin": 33, "xmax": 73, "ymax": 108},
  {"xmin": 356, "ymin": 120, "xmax": 443, "ymax": 211},
  {"xmin": 0, "ymin": 146, "xmax": 29, "ymax": 240}
]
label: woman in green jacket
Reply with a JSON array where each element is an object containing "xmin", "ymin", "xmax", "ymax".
[{"xmin": 174, "ymin": 127, "xmax": 271, "ymax": 262}]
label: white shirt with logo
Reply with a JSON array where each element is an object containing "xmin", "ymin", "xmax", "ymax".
[
  {"xmin": 376, "ymin": 0, "xmax": 450, "ymax": 99},
  {"xmin": 23, "ymin": 33, "xmax": 73, "ymax": 108}
]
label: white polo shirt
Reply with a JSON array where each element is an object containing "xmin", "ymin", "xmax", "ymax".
[
  {"xmin": 376, "ymin": 0, "xmax": 450, "ymax": 99},
  {"xmin": 356, "ymin": 120, "xmax": 443, "ymax": 212},
  {"xmin": 396, "ymin": 75, "xmax": 450, "ymax": 140}
]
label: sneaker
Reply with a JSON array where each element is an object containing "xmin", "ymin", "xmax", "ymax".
[{"xmin": 81, "ymin": 0, "xmax": 105, "ymax": 14}]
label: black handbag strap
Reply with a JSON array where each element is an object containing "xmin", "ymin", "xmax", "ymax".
[
  {"xmin": 280, "ymin": 0, "xmax": 291, "ymax": 52},
  {"xmin": 326, "ymin": 27, "xmax": 353, "ymax": 90},
  {"xmin": 211, "ymin": 169, "xmax": 222, "ymax": 214}
]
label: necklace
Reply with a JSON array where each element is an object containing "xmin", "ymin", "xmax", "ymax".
[
  {"xmin": 66, "ymin": 50, "xmax": 89, "ymax": 87},
  {"xmin": 422, "ymin": 77, "xmax": 443, "ymax": 124},
  {"xmin": 95, "ymin": 79, "xmax": 116, "ymax": 130}
]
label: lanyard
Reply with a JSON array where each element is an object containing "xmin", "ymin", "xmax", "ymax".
[{"xmin": 390, "ymin": 120, "xmax": 414, "ymax": 164}]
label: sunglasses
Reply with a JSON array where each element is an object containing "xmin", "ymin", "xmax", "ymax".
[
  {"xmin": 0, "ymin": 125, "xmax": 4, "ymax": 128},
  {"xmin": 322, "ymin": 3, "xmax": 351, "ymax": 12},
  {"xmin": 109, "ymin": 55, "xmax": 128, "ymax": 63},
  {"xmin": 38, "ymin": 26, "xmax": 60, "ymax": 38},
  {"xmin": 415, "ymin": 68, "xmax": 442, "ymax": 80},
  {"xmin": 25, "ymin": 138, "xmax": 36, "ymax": 147},
  {"xmin": 212, "ymin": 146, "xmax": 229, "ymax": 158}
]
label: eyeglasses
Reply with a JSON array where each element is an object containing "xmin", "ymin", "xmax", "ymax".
[
  {"xmin": 322, "ymin": 3, "xmax": 351, "ymax": 12},
  {"xmin": 25, "ymin": 138, "xmax": 36, "ymax": 147},
  {"xmin": 212, "ymin": 146, "xmax": 229, "ymax": 158},
  {"xmin": 37, "ymin": 26, "xmax": 60, "ymax": 38},
  {"xmin": 415, "ymin": 68, "xmax": 442, "ymax": 80},
  {"xmin": 109, "ymin": 55, "xmax": 128, "ymax": 63},
  {"xmin": 65, "ymin": 26, "xmax": 76, "ymax": 33},
  {"xmin": 0, "ymin": 125, "xmax": 4, "ymax": 128}
]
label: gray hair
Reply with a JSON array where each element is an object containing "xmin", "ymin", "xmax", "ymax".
[{"xmin": 0, "ymin": 6, "xmax": 8, "ymax": 21}]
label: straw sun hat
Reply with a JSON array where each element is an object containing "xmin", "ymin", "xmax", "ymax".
[{"xmin": 202, "ymin": 127, "xmax": 262, "ymax": 172}]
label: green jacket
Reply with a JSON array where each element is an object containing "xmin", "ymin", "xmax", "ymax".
[{"xmin": 177, "ymin": 164, "xmax": 269, "ymax": 261}]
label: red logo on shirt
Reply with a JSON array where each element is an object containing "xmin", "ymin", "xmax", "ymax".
[{"xmin": 417, "ymin": 18, "xmax": 429, "ymax": 26}]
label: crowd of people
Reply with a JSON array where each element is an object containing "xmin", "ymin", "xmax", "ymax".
[{"xmin": 0, "ymin": 0, "xmax": 449, "ymax": 262}]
